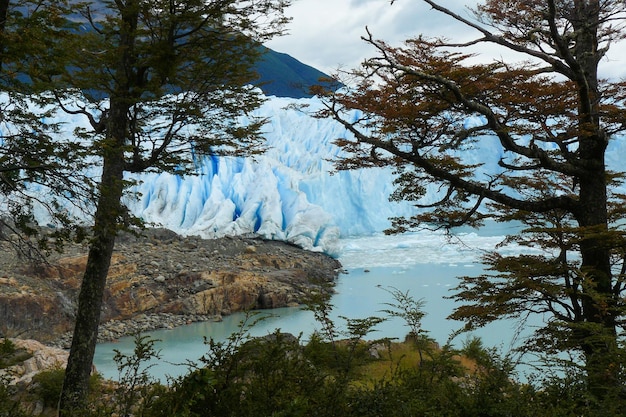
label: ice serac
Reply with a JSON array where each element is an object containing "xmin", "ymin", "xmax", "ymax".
[{"xmin": 125, "ymin": 96, "xmax": 415, "ymax": 255}]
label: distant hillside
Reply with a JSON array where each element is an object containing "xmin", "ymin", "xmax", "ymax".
[{"xmin": 254, "ymin": 47, "xmax": 339, "ymax": 98}]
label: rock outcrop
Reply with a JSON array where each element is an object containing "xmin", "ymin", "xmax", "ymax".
[
  {"xmin": 0, "ymin": 339, "xmax": 68, "ymax": 385},
  {"xmin": 0, "ymin": 230, "xmax": 342, "ymax": 345}
]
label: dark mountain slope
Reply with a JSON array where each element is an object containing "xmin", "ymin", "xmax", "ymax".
[{"xmin": 255, "ymin": 47, "xmax": 338, "ymax": 98}]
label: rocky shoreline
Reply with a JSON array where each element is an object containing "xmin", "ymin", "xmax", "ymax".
[
  {"xmin": 0, "ymin": 229, "xmax": 343, "ymax": 348},
  {"xmin": 51, "ymin": 312, "xmax": 220, "ymax": 349}
]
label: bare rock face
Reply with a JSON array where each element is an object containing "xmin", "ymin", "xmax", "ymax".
[
  {"xmin": 0, "ymin": 230, "xmax": 342, "ymax": 344},
  {"xmin": 0, "ymin": 339, "xmax": 69, "ymax": 385},
  {"xmin": 0, "ymin": 272, "xmax": 77, "ymax": 340}
]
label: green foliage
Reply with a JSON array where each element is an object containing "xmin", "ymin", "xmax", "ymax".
[
  {"xmin": 1, "ymin": 297, "xmax": 621, "ymax": 417},
  {"xmin": 0, "ymin": 370, "xmax": 27, "ymax": 417},
  {"xmin": 32, "ymin": 367, "xmax": 104, "ymax": 410},
  {"xmin": 110, "ymin": 334, "xmax": 164, "ymax": 417},
  {"xmin": 32, "ymin": 367, "xmax": 66, "ymax": 408},
  {"xmin": 0, "ymin": 339, "xmax": 15, "ymax": 356},
  {"xmin": 143, "ymin": 288, "xmax": 541, "ymax": 417},
  {"xmin": 0, "ymin": 339, "xmax": 32, "ymax": 369},
  {"xmin": 147, "ymin": 311, "xmax": 337, "ymax": 417},
  {"xmin": 0, "ymin": 340, "xmax": 29, "ymax": 416},
  {"xmin": 0, "ymin": 1, "xmax": 95, "ymax": 262},
  {"xmin": 52, "ymin": 0, "xmax": 292, "ymax": 173},
  {"xmin": 4, "ymin": 291, "xmax": 610, "ymax": 416},
  {"xmin": 151, "ymin": 339, "xmax": 325, "ymax": 416},
  {"xmin": 380, "ymin": 287, "xmax": 433, "ymax": 361}
]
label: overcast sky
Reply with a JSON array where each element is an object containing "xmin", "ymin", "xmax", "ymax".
[{"xmin": 266, "ymin": 0, "xmax": 625, "ymax": 79}]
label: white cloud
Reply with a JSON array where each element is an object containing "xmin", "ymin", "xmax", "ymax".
[
  {"xmin": 266, "ymin": 0, "xmax": 625, "ymax": 80},
  {"xmin": 266, "ymin": 0, "xmax": 475, "ymax": 74}
]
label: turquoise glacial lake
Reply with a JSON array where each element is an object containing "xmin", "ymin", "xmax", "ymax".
[{"xmin": 94, "ymin": 262, "xmax": 534, "ymax": 382}]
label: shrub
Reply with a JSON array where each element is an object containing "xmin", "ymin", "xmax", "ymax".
[
  {"xmin": 0, "ymin": 373, "xmax": 28, "ymax": 417},
  {"xmin": 0, "ymin": 339, "xmax": 15, "ymax": 356},
  {"xmin": 32, "ymin": 367, "xmax": 65, "ymax": 408},
  {"xmin": 32, "ymin": 367, "xmax": 105, "ymax": 412},
  {"xmin": 0, "ymin": 339, "xmax": 32, "ymax": 369}
]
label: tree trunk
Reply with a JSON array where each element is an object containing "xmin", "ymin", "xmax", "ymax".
[
  {"xmin": 58, "ymin": 107, "xmax": 127, "ymax": 415},
  {"xmin": 576, "ymin": 154, "xmax": 619, "ymax": 398},
  {"xmin": 569, "ymin": 1, "xmax": 619, "ymax": 398},
  {"xmin": 59, "ymin": 3, "xmax": 136, "ymax": 413}
]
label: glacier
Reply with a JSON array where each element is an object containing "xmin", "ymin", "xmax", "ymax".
[
  {"xmin": 123, "ymin": 96, "xmax": 418, "ymax": 255},
  {"xmin": 123, "ymin": 94, "xmax": 626, "ymax": 258},
  {"xmin": 5, "ymin": 93, "xmax": 626, "ymax": 259}
]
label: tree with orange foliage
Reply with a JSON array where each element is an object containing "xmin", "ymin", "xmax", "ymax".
[{"xmin": 319, "ymin": 0, "xmax": 626, "ymax": 403}]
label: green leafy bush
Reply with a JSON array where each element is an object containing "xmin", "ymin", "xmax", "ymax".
[
  {"xmin": 0, "ymin": 372, "xmax": 28, "ymax": 417},
  {"xmin": 0, "ymin": 339, "xmax": 32, "ymax": 369},
  {"xmin": 0, "ymin": 339, "xmax": 15, "ymax": 356},
  {"xmin": 32, "ymin": 367, "xmax": 105, "ymax": 412},
  {"xmin": 56, "ymin": 290, "xmax": 624, "ymax": 416},
  {"xmin": 32, "ymin": 367, "xmax": 65, "ymax": 408}
]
